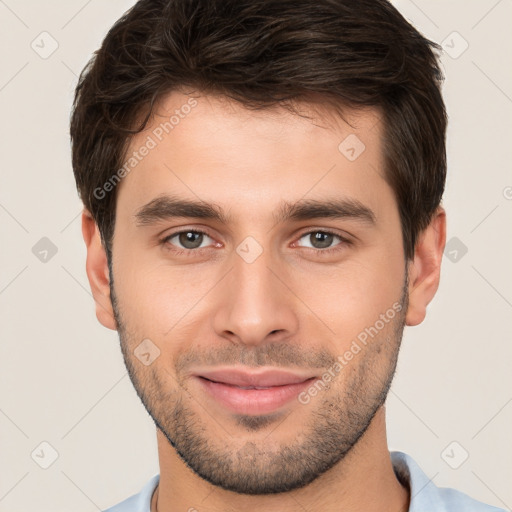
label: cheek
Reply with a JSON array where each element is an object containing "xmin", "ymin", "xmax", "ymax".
[
  {"xmin": 290, "ymin": 253, "xmax": 404, "ymax": 343},
  {"xmin": 112, "ymin": 255, "xmax": 218, "ymax": 339}
]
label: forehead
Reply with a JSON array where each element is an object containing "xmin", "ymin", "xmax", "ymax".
[{"xmin": 116, "ymin": 91, "xmax": 389, "ymax": 222}]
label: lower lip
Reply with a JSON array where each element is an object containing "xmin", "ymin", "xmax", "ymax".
[{"xmin": 196, "ymin": 377, "xmax": 315, "ymax": 415}]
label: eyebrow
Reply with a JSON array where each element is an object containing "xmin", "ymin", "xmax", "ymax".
[{"xmin": 134, "ymin": 194, "xmax": 376, "ymax": 227}]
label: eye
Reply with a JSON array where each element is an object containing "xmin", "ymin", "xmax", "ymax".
[
  {"xmin": 295, "ymin": 230, "xmax": 349, "ymax": 252},
  {"xmin": 160, "ymin": 228, "xmax": 351, "ymax": 257},
  {"xmin": 162, "ymin": 229, "xmax": 215, "ymax": 251}
]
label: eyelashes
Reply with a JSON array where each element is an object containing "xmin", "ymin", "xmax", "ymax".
[{"xmin": 160, "ymin": 228, "xmax": 352, "ymax": 258}]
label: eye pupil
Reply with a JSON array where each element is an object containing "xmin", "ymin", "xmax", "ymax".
[
  {"xmin": 179, "ymin": 231, "xmax": 203, "ymax": 249},
  {"xmin": 169, "ymin": 230, "xmax": 341, "ymax": 254},
  {"xmin": 311, "ymin": 232, "xmax": 333, "ymax": 249}
]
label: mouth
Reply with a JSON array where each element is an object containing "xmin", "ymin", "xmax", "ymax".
[
  {"xmin": 203, "ymin": 380, "xmax": 276, "ymax": 390},
  {"xmin": 194, "ymin": 373, "xmax": 317, "ymax": 416}
]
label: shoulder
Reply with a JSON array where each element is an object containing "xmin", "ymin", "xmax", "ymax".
[
  {"xmin": 103, "ymin": 474, "xmax": 160, "ymax": 512},
  {"xmin": 435, "ymin": 486, "xmax": 506, "ymax": 512},
  {"xmin": 390, "ymin": 451, "xmax": 506, "ymax": 512}
]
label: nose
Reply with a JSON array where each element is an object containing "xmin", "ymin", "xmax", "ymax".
[{"xmin": 212, "ymin": 243, "xmax": 300, "ymax": 347}]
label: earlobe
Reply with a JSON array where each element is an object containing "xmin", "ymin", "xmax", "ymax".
[
  {"xmin": 81, "ymin": 209, "xmax": 117, "ymax": 331},
  {"xmin": 405, "ymin": 207, "xmax": 447, "ymax": 327}
]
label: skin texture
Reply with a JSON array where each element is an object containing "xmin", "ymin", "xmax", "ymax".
[{"xmin": 82, "ymin": 91, "xmax": 446, "ymax": 511}]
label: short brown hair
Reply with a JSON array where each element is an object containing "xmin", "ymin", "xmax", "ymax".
[{"xmin": 70, "ymin": 0, "xmax": 447, "ymax": 262}]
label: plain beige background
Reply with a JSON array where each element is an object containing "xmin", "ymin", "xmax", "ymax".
[{"xmin": 0, "ymin": 1, "xmax": 511, "ymax": 511}]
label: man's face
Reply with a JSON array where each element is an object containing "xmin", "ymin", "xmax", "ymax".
[{"xmin": 109, "ymin": 92, "xmax": 408, "ymax": 494}]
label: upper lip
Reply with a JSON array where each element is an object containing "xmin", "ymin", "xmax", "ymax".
[{"xmin": 194, "ymin": 367, "xmax": 317, "ymax": 387}]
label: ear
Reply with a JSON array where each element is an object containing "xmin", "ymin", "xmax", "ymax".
[
  {"xmin": 81, "ymin": 209, "xmax": 117, "ymax": 331},
  {"xmin": 405, "ymin": 206, "xmax": 446, "ymax": 326}
]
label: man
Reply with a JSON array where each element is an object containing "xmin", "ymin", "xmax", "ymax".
[{"xmin": 70, "ymin": 0, "xmax": 505, "ymax": 511}]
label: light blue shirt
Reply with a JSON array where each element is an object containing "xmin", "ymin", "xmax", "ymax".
[{"xmin": 103, "ymin": 451, "xmax": 506, "ymax": 511}]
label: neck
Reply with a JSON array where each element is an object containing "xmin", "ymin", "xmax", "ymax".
[{"xmin": 152, "ymin": 406, "xmax": 409, "ymax": 512}]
